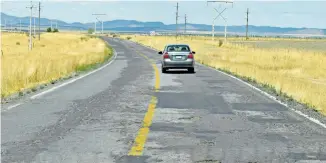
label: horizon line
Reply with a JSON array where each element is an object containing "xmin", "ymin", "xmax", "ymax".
[{"xmin": 1, "ymin": 12, "xmax": 325, "ymax": 30}]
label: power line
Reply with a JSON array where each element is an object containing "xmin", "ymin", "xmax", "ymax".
[{"xmin": 246, "ymin": 8, "xmax": 249, "ymax": 40}]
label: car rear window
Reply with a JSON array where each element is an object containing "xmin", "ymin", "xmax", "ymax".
[{"xmin": 167, "ymin": 45, "xmax": 190, "ymax": 52}]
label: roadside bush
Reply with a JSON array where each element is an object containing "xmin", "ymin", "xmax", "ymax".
[
  {"xmin": 16, "ymin": 42, "xmax": 20, "ymax": 45},
  {"xmin": 218, "ymin": 39, "xmax": 223, "ymax": 47},
  {"xmin": 88, "ymin": 35, "xmax": 96, "ymax": 39},
  {"xmin": 126, "ymin": 36, "xmax": 132, "ymax": 40},
  {"xmin": 46, "ymin": 27, "xmax": 52, "ymax": 32},
  {"xmin": 80, "ymin": 37, "xmax": 89, "ymax": 41},
  {"xmin": 53, "ymin": 28, "xmax": 59, "ymax": 33},
  {"xmin": 88, "ymin": 28, "xmax": 94, "ymax": 34}
]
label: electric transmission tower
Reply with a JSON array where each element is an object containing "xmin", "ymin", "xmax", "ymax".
[
  {"xmin": 207, "ymin": 0, "xmax": 233, "ymax": 42},
  {"xmin": 92, "ymin": 13, "xmax": 106, "ymax": 34}
]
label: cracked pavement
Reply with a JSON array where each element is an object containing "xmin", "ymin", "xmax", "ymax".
[{"xmin": 1, "ymin": 37, "xmax": 326, "ymax": 163}]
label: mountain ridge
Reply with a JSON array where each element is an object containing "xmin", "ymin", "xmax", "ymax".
[{"xmin": 1, "ymin": 12, "xmax": 325, "ymax": 36}]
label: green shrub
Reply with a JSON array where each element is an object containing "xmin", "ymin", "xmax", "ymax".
[
  {"xmin": 88, "ymin": 28, "xmax": 94, "ymax": 34},
  {"xmin": 53, "ymin": 28, "xmax": 59, "ymax": 32},
  {"xmin": 31, "ymin": 87, "xmax": 37, "ymax": 92},
  {"xmin": 80, "ymin": 37, "xmax": 89, "ymax": 41},
  {"xmin": 46, "ymin": 27, "xmax": 52, "ymax": 32},
  {"xmin": 218, "ymin": 39, "xmax": 223, "ymax": 47}
]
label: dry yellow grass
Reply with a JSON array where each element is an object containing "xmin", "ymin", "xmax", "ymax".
[
  {"xmin": 124, "ymin": 35, "xmax": 326, "ymax": 115},
  {"xmin": 1, "ymin": 32, "xmax": 112, "ymax": 97}
]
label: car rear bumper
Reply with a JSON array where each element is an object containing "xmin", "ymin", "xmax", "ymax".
[{"xmin": 162, "ymin": 59, "xmax": 194, "ymax": 68}]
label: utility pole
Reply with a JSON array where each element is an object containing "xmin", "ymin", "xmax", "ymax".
[
  {"xmin": 225, "ymin": 19, "xmax": 227, "ymax": 42},
  {"xmin": 50, "ymin": 21, "xmax": 52, "ymax": 30},
  {"xmin": 20, "ymin": 19, "xmax": 22, "ymax": 32},
  {"xmin": 246, "ymin": 8, "xmax": 249, "ymax": 40},
  {"xmin": 9, "ymin": 20, "xmax": 12, "ymax": 32},
  {"xmin": 38, "ymin": 1, "xmax": 41, "ymax": 40},
  {"xmin": 175, "ymin": 2, "xmax": 179, "ymax": 39},
  {"xmin": 96, "ymin": 18, "xmax": 102, "ymax": 34},
  {"xmin": 33, "ymin": 17, "xmax": 36, "ymax": 36},
  {"xmin": 55, "ymin": 21, "xmax": 57, "ymax": 29},
  {"xmin": 220, "ymin": 14, "xmax": 227, "ymax": 43},
  {"xmin": 184, "ymin": 14, "xmax": 187, "ymax": 35},
  {"xmin": 26, "ymin": 1, "xmax": 35, "ymax": 51},
  {"xmin": 94, "ymin": 21, "xmax": 97, "ymax": 34}
]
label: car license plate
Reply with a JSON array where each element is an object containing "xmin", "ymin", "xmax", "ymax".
[{"xmin": 175, "ymin": 56, "xmax": 182, "ymax": 59}]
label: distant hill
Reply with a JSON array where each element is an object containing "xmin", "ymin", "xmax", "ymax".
[{"xmin": 1, "ymin": 12, "xmax": 325, "ymax": 36}]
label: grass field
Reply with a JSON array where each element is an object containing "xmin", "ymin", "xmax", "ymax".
[
  {"xmin": 123, "ymin": 35, "xmax": 326, "ymax": 115},
  {"xmin": 230, "ymin": 40, "xmax": 326, "ymax": 52},
  {"xmin": 1, "ymin": 32, "xmax": 112, "ymax": 98}
]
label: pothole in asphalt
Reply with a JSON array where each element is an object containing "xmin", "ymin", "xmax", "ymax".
[
  {"xmin": 195, "ymin": 160, "xmax": 221, "ymax": 163},
  {"xmin": 178, "ymin": 116, "xmax": 200, "ymax": 121}
]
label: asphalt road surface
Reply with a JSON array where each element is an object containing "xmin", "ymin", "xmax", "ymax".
[{"xmin": 1, "ymin": 37, "xmax": 326, "ymax": 163}]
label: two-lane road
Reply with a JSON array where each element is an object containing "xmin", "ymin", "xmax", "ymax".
[{"xmin": 1, "ymin": 37, "xmax": 326, "ymax": 163}]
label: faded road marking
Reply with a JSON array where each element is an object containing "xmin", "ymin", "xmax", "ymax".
[
  {"xmin": 128, "ymin": 52, "xmax": 160, "ymax": 156},
  {"xmin": 153, "ymin": 63, "xmax": 160, "ymax": 92},
  {"xmin": 128, "ymin": 96, "xmax": 157, "ymax": 156},
  {"xmin": 3, "ymin": 103, "xmax": 22, "ymax": 111}
]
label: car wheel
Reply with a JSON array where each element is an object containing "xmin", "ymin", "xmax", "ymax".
[
  {"xmin": 188, "ymin": 68, "xmax": 195, "ymax": 73},
  {"xmin": 162, "ymin": 67, "xmax": 167, "ymax": 73}
]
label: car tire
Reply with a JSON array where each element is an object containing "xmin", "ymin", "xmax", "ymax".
[
  {"xmin": 162, "ymin": 67, "xmax": 167, "ymax": 73},
  {"xmin": 188, "ymin": 68, "xmax": 195, "ymax": 73}
]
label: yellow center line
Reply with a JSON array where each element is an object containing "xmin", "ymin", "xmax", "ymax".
[
  {"xmin": 153, "ymin": 63, "xmax": 160, "ymax": 92},
  {"xmin": 128, "ymin": 52, "xmax": 160, "ymax": 156}
]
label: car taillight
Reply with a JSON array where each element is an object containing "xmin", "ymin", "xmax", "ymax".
[
  {"xmin": 188, "ymin": 53, "xmax": 194, "ymax": 59},
  {"xmin": 163, "ymin": 52, "xmax": 169, "ymax": 59}
]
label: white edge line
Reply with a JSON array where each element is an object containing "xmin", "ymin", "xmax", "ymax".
[
  {"xmin": 30, "ymin": 46, "xmax": 118, "ymax": 100},
  {"xmin": 196, "ymin": 62, "xmax": 326, "ymax": 129},
  {"xmin": 3, "ymin": 103, "xmax": 22, "ymax": 111},
  {"xmin": 131, "ymin": 40, "xmax": 326, "ymax": 129}
]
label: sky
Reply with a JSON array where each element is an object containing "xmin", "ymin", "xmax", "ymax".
[{"xmin": 1, "ymin": 0, "xmax": 326, "ymax": 28}]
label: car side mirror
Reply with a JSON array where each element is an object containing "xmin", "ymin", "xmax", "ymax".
[
  {"xmin": 192, "ymin": 51, "xmax": 196, "ymax": 54},
  {"xmin": 158, "ymin": 51, "xmax": 163, "ymax": 55}
]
